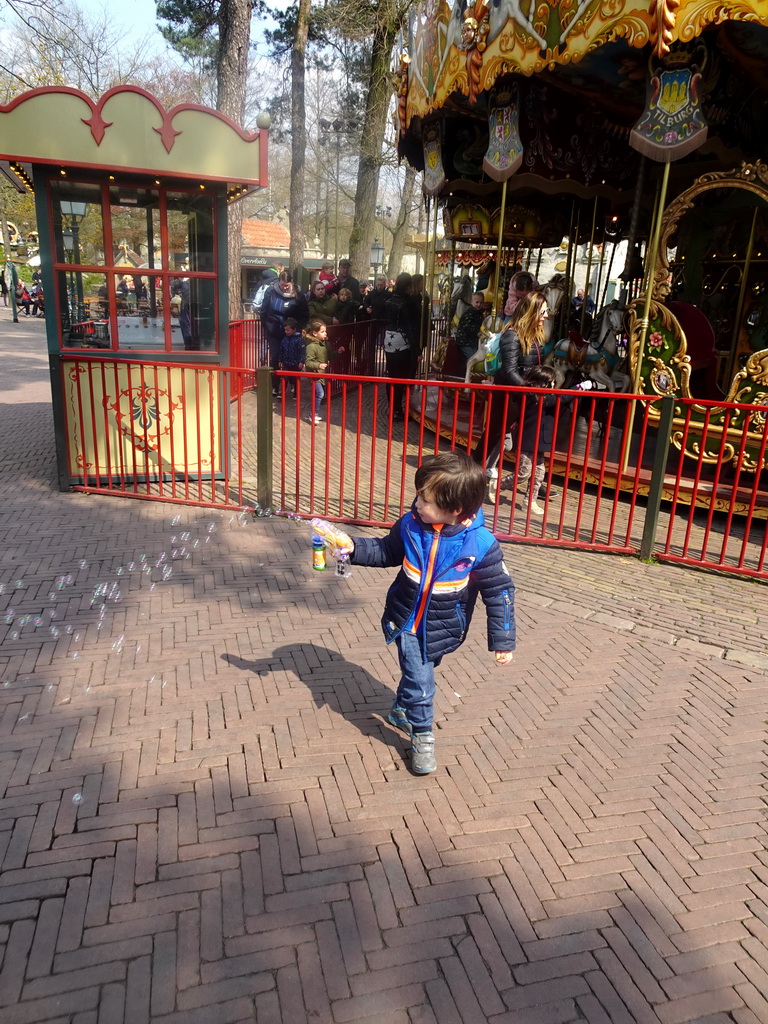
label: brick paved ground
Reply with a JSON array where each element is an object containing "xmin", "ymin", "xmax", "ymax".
[{"xmin": 2, "ymin": 311, "xmax": 768, "ymax": 1023}]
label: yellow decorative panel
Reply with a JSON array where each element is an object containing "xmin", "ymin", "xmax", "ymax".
[{"xmin": 63, "ymin": 361, "xmax": 222, "ymax": 482}]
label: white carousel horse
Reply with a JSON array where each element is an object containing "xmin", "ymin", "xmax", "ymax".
[
  {"xmin": 463, "ymin": 335, "xmax": 491, "ymax": 383},
  {"xmin": 540, "ymin": 274, "xmax": 571, "ymax": 348},
  {"xmin": 548, "ymin": 300, "xmax": 630, "ymax": 392},
  {"xmin": 451, "ymin": 274, "xmax": 474, "ymax": 324}
]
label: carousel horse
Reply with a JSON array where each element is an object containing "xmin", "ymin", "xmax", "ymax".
[
  {"xmin": 540, "ymin": 274, "xmax": 571, "ymax": 351},
  {"xmin": 450, "ymin": 274, "xmax": 474, "ymax": 325},
  {"xmin": 463, "ymin": 334, "xmax": 491, "ymax": 383},
  {"xmin": 548, "ymin": 300, "xmax": 630, "ymax": 392}
]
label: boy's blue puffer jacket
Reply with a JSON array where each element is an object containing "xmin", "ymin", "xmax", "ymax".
[{"xmin": 350, "ymin": 504, "xmax": 515, "ymax": 662}]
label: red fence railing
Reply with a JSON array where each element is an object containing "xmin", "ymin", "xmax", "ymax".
[{"xmin": 59, "ymin": 343, "xmax": 768, "ymax": 579}]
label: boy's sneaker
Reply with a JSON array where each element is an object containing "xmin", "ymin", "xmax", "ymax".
[
  {"xmin": 386, "ymin": 703, "xmax": 412, "ymax": 736},
  {"xmin": 410, "ymin": 731, "xmax": 436, "ymax": 774},
  {"xmin": 529, "ymin": 500, "xmax": 545, "ymax": 516}
]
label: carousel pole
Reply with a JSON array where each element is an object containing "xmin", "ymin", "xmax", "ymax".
[
  {"xmin": 580, "ymin": 197, "xmax": 599, "ymax": 335},
  {"xmin": 631, "ymin": 160, "xmax": 670, "ymax": 394},
  {"xmin": 494, "ymin": 178, "xmax": 509, "ymax": 318},
  {"xmin": 619, "ymin": 161, "xmax": 670, "ymax": 474},
  {"xmin": 422, "ymin": 195, "xmax": 440, "ymax": 376},
  {"xmin": 594, "ymin": 218, "xmax": 609, "ymax": 308},
  {"xmin": 619, "ymin": 156, "xmax": 646, "ymax": 305},
  {"xmin": 725, "ymin": 206, "xmax": 758, "ymax": 387},
  {"xmin": 560, "ymin": 201, "xmax": 579, "ymax": 338},
  {"xmin": 601, "ymin": 239, "xmax": 618, "ymax": 306},
  {"xmin": 535, "ymin": 242, "xmax": 543, "ymax": 278}
]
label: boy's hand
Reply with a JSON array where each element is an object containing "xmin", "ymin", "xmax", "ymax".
[
  {"xmin": 337, "ymin": 346, "xmax": 346, "ymax": 354},
  {"xmin": 494, "ymin": 651, "xmax": 514, "ymax": 665},
  {"xmin": 332, "ymin": 531, "xmax": 354, "ymax": 556}
]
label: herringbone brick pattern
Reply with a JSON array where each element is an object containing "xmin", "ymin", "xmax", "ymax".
[{"xmin": 2, "ymin": 314, "xmax": 768, "ymax": 1023}]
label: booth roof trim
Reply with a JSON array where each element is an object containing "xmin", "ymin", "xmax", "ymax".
[{"xmin": 0, "ymin": 85, "xmax": 267, "ymax": 188}]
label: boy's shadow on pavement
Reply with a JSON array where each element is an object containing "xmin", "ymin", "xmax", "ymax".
[{"xmin": 221, "ymin": 644, "xmax": 412, "ymax": 756}]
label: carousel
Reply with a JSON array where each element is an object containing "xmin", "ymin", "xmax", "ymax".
[{"xmin": 396, "ymin": 0, "xmax": 768, "ymax": 513}]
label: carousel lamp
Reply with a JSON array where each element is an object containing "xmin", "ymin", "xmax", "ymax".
[
  {"xmin": 199, "ymin": 184, "xmax": 205, "ymax": 190},
  {"xmin": 109, "ymin": 175, "xmax": 115, "ymax": 180},
  {"xmin": 59, "ymin": 169, "xmax": 67, "ymax": 176}
]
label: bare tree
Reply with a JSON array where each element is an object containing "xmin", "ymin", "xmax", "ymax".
[
  {"xmin": 216, "ymin": 0, "xmax": 252, "ymax": 319},
  {"xmin": 289, "ymin": 0, "xmax": 311, "ymax": 273},
  {"xmin": 157, "ymin": 0, "xmax": 255, "ymax": 319},
  {"xmin": 387, "ymin": 162, "xmax": 417, "ymax": 278}
]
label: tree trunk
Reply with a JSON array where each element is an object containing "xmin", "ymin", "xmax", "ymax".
[
  {"xmin": 387, "ymin": 163, "xmax": 416, "ymax": 279},
  {"xmin": 347, "ymin": 15, "xmax": 400, "ymax": 280},
  {"xmin": 289, "ymin": 0, "xmax": 311, "ymax": 275},
  {"xmin": 216, "ymin": 0, "xmax": 251, "ymax": 321}
]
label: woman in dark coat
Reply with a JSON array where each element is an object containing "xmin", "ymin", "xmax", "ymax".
[
  {"xmin": 383, "ymin": 272, "xmax": 420, "ymax": 420},
  {"xmin": 472, "ymin": 290, "xmax": 550, "ymax": 474},
  {"xmin": 260, "ymin": 271, "xmax": 309, "ymax": 393}
]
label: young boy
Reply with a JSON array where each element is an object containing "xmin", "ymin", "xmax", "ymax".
[
  {"xmin": 279, "ymin": 317, "xmax": 305, "ymax": 397},
  {"xmin": 335, "ymin": 453, "xmax": 515, "ymax": 774},
  {"xmin": 454, "ymin": 291, "xmax": 486, "ymax": 376}
]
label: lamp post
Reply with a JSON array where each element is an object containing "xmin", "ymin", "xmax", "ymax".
[
  {"xmin": 318, "ymin": 117, "xmax": 359, "ymax": 266},
  {"xmin": 60, "ymin": 200, "xmax": 87, "ymax": 319},
  {"xmin": 370, "ymin": 238, "xmax": 384, "ymax": 278}
]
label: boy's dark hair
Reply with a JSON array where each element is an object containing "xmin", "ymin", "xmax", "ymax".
[
  {"xmin": 524, "ymin": 364, "xmax": 556, "ymax": 388},
  {"xmin": 283, "ymin": 317, "xmax": 299, "ymax": 331},
  {"xmin": 415, "ymin": 453, "xmax": 487, "ymax": 518}
]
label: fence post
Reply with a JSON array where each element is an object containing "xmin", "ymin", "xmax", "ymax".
[
  {"xmin": 256, "ymin": 366, "xmax": 273, "ymax": 511},
  {"xmin": 640, "ymin": 395, "xmax": 674, "ymax": 560}
]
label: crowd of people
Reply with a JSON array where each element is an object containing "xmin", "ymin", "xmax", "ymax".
[{"xmin": 255, "ymin": 261, "xmax": 431, "ymax": 419}]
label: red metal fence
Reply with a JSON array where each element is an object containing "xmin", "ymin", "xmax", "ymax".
[{"xmin": 60, "ymin": 339, "xmax": 768, "ymax": 580}]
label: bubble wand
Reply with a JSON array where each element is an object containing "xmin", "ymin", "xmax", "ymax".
[{"xmin": 243, "ymin": 504, "xmax": 353, "ymax": 578}]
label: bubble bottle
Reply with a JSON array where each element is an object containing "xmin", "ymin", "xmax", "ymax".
[{"xmin": 311, "ymin": 532, "xmax": 326, "ymax": 570}]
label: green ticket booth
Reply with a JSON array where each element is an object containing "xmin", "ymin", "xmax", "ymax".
[{"xmin": 0, "ymin": 85, "xmax": 268, "ymax": 493}]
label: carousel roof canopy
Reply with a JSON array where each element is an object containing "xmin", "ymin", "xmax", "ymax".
[
  {"xmin": 398, "ymin": 2, "xmax": 768, "ymax": 206},
  {"xmin": 0, "ymin": 86, "xmax": 268, "ymax": 198}
]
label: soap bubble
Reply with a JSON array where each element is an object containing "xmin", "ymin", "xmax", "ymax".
[
  {"xmin": 171, "ymin": 514, "xmax": 181, "ymax": 525},
  {"xmin": 79, "ymin": 560, "xmax": 88, "ymax": 570},
  {"xmin": 15, "ymin": 580, "xmax": 23, "ymax": 588},
  {"xmin": 72, "ymin": 793, "xmax": 82, "ymax": 804}
]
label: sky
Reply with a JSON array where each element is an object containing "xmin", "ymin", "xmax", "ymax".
[
  {"xmin": 77, "ymin": 0, "xmax": 175, "ymax": 57},
  {"xmin": 72, "ymin": 0, "xmax": 284, "ymax": 60}
]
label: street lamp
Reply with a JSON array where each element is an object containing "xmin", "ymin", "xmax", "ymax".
[
  {"xmin": 370, "ymin": 238, "xmax": 384, "ymax": 277},
  {"xmin": 60, "ymin": 200, "xmax": 88, "ymax": 318},
  {"xmin": 319, "ymin": 117, "xmax": 359, "ymax": 266}
]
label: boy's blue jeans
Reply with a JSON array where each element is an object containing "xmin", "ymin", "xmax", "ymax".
[{"xmin": 395, "ymin": 631, "xmax": 442, "ymax": 732}]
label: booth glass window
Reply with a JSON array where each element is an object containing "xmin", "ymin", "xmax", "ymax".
[
  {"xmin": 56, "ymin": 272, "xmax": 109, "ymax": 348},
  {"xmin": 51, "ymin": 182, "xmax": 104, "ymax": 266},
  {"xmin": 52, "ymin": 180, "xmax": 219, "ymax": 353}
]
